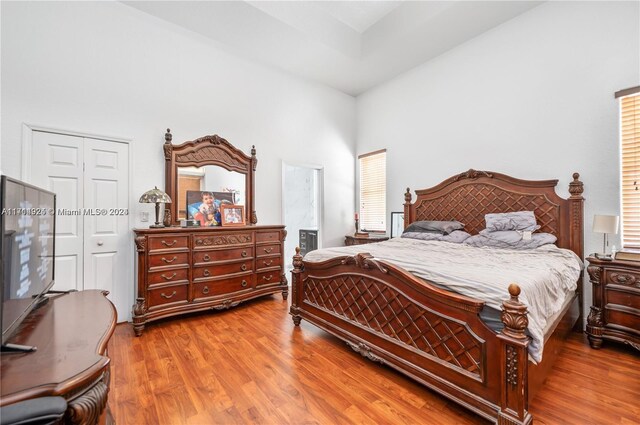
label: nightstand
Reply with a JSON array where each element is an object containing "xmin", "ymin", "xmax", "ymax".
[
  {"xmin": 345, "ymin": 234, "xmax": 389, "ymax": 246},
  {"xmin": 586, "ymin": 255, "xmax": 640, "ymax": 351}
]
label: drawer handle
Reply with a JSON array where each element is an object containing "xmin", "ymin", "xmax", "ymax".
[
  {"xmin": 162, "ymin": 256, "xmax": 177, "ymax": 264},
  {"xmin": 161, "ymin": 273, "xmax": 177, "ymax": 281},
  {"xmin": 264, "ymin": 247, "xmax": 273, "ymax": 254},
  {"xmin": 263, "ymin": 260, "xmax": 273, "ymax": 266},
  {"xmin": 263, "ymin": 274, "xmax": 273, "ymax": 281},
  {"xmin": 241, "ymin": 280, "xmax": 248, "ymax": 288},
  {"xmin": 241, "ymin": 250, "xmax": 248, "ymax": 258},
  {"xmin": 202, "ymin": 286, "xmax": 209, "ymax": 295},
  {"xmin": 160, "ymin": 291, "xmax": 177, "ymax": 299},
  {"xmin": 241, "ymin": 264, "xmax": 247, "ymax": 271},
  {"xmin": 203, "ymin": 269, "xmax": 210, "ymax": 277},
  {"xmin": 203, "ymin": 254, "xmax": 211, "ymax": 261},
  {"xmin": 162, "ymin": 240, "xmax": 177, "ymax": 247}
]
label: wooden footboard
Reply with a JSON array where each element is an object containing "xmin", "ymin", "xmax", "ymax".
[{"xmin": 290, "ymin": 249, "xmax": 533, "ymax": 425}]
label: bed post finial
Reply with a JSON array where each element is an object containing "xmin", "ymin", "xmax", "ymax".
[
  {"xmin": 404, "ymin": 188, "xmax": 412, "ymax": 229},
  {"xmin": 165, "ymin": 128, "xmax": 172, "ymax": 144},
  {"xmin": 404, "ymin": 188, "xmax": 411, "ymax": 204},
  {"xmin": 501, "ymin": 284, "xmax": 528, "ymax": 339},
  {"xmin": 497, "ymin": 283, "xmax": 532, "ymax": 425},
  {"xmin": 569, "ymin": 172, "xmax": 584, "ymax": 199},
  {"xmin": 290, "ymin": 247, "xmax": 303, "ymax": 326}
]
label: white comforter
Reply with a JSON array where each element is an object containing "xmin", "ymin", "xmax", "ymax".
[{"xmin": 304, "ymin": 237, "xmax": 583, "ymax": 362}]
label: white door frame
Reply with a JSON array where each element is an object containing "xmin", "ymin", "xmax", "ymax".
[
  {"xmin": 22, "ymin": 123, "xmax": 134, "ymax": 322},
  {"xmin": 281, "ymin": 161, "xmax": 325, "ymax": 252}
]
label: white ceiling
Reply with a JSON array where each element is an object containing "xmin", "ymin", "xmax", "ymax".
[{"xmin": 123, "ymin": 1, "xmax": 543, "ymax": 96}]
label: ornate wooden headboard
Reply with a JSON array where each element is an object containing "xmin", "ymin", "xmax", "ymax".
[{"xmin": 403, "ymin": 169, "xmax": 585, "ymax": 258}]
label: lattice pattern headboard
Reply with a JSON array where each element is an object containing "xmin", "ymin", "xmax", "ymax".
[{"xmin": 403, "ymin": 169, "xmax": 585, "ymax": 258}]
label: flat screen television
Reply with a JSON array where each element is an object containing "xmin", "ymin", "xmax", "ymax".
[{"xmin": 1, "ymin": 175, "xmax": 56, "ymax": 346}]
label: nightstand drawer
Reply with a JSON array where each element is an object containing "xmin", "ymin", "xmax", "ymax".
[
  {"xmin": 606, "ymin": 289, "xmax": 640, "ymax": 310},
  {"xmin": 606, "ymin": 268, "xmax": 640, "ymax": 287},
  {"xmin": 604, "ymin": 308, "xmax": 640, "ymax": 334}
]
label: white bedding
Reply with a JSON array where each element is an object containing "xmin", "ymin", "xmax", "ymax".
[{"xmin": 304, "ymin": 237, "xmax": 583, "ymax": 362}]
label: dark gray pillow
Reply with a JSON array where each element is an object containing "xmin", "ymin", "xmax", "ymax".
[
  {"xmin": 403, "ymin": 220, "xmax": 465, "ymax": 235},
  {"xmin": 402, "ymin": 230, "xmax": 471, "ymax": 243},
  {"xmin": 463, "ymin": 230, "xmax": 557, "ymax": 250},
  {"xmin": 485, "ymin": 211, "xmax": 540, "ymax": 232}
]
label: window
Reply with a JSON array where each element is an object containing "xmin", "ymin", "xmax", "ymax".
[
  {"xmin": 359, "ymin": 149, "xmax": 386, "ymax": 232},
  {"xmin": 619, "ymin": 86, "xmax": 640, "ymax": 248}
]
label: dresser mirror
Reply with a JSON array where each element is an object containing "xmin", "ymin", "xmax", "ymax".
[{"xmin": 163, "ymin": 129, "xmax": 257, "ymax": 226}]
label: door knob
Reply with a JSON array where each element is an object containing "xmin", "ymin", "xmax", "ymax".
[{"xmin": 97, "ymin": 240, "xmax": 104, "ymax": 246}]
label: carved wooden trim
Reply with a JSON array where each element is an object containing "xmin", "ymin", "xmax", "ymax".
[
  {"xmin": 505, "ymin": 345, "xmax": 518, "ymax": 387},
  {"xmin": 67, "ymin": 380, "xmax": 109, "ymax": 425},
  {"xmin": 568, "ymin": 172, "xmax": 584, "ymax": 198},
  {"xmin": 134, "ymin": 236, "xmax": 147, "ymax": 253},
  {"xmin": 587, "ymin": 266, "xmax": 602, "ymax": 285},
  {"xmin": 213, "ymin": 299, "xmax": 241, "ymax": 310},
  {"xmin": 452, "ymin": 169, "xmax": 494, "ymax": 181},
  {"xmin": 194, "ymin": 234, "xmax": 252, "ymax": 246},
  {"xmin": 346, "ymin": 341, "xmax": 386, "ymax": 365},
  {"xmin": 587, "ymin": 306, "xmax": 604, "ymax": 328}
]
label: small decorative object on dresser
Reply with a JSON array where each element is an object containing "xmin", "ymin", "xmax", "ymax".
[
  {"xmin": 345, "ymin": 233, "xmax": 389, "ymax": 246},
  {"xmin": 586, "ymin": 255, "xmax": 640, "ymax": 351},
  {"xmin": 220, "ymin": 204, "xmax": 245, "ymax": 226},
  {"xmin": 139, "ymin": 186, "xmax": 172, "ymax": 228},
  {"xmin": 592, "ymin": 214, "xmax": 619, "ymax": 260}
]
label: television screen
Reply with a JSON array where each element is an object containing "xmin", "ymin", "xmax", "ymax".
[{"xmin": 1, "ymin": 176, "xmax": 56, "ymax": 345}]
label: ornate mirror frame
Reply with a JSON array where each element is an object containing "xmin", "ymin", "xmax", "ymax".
[{"xmin": 163, "ymin": 129, "xmax": 257, "ymax": 226}]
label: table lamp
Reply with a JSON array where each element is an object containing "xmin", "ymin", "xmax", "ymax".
[
  {"xmin": 139, "ymin": 186, "xmax": 172, "ymax": 228},
  {"xmin": 593, "ymin": 214, "xmax": 619, "ymax": 259}
]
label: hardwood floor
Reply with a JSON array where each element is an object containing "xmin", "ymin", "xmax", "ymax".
[{"xmin": 109, "ymin": 295, "xmax": 640, "ymax": 424}]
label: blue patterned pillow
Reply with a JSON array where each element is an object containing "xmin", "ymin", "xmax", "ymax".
[{"xmin": 485, "ymin": 211, "xmax": 540, "ymax": 232}]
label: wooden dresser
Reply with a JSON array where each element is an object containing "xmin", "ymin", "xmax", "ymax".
[
  {"xmin": 133, "ymin": 225, "xmax": 287, "ymax": 335},
  {"xmin": 586, "ymin": 256, "xmax": 640, "ymax": 351},
  {"xmin": 344, "ymin": 234, "xmax": 389, "ymax": 246}
]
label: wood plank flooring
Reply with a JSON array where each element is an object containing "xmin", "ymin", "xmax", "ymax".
[{"xmin": 109, "ymin": 295, "xmax": 640, "ymax": 424}]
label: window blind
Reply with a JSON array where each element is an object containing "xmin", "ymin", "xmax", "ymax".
[
  {"xmin": 359, "ymin": 149, "xmax": 386, "ymax": 232},
  {"xmin": 619, "ymin": 87, "xmax": 640, "ymax": 248}
]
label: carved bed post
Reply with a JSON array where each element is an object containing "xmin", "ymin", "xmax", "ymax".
[
  {"xmin": 568, "ymin": 172, "xmax": 585, "ymax": 331},
  {"xmin": 290, "ymin": 247, "xmax": 304, "ymax": 326},
  {"xmin": 404, "ymin": 188, "xmax": 412, "ymax": 229},
  {"xmin": 497, "ymin": 284, "xmax": 532, "ymax": 425}
]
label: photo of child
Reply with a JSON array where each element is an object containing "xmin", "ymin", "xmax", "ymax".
[
  {"xmin": 220, "ymin": 204, "xmax": 246, "ymax": 226},
  {"xmin": 224, "ymin": 208, "xmax": 242, "ymax": 223},
  {"xmin": 186, "ymin": 191, "xmax": 234, "ymax": 226}
]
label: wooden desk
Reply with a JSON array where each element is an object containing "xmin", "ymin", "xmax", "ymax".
[{"xmin": 1, "ymin": 290, "xmax": 116, "ymax": 424}]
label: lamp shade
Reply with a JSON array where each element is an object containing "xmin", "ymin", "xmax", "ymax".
[
  {"xmin": 592, "ymin": 214, "xmax": 619, "ymax": 234},
  {"xmin": 139, "ymin": 186, "xmax": 172, "ymax": 204}
]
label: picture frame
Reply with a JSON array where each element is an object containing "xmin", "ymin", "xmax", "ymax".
[
  {"xmin": 185, "ymin": 191, "xmax": 233, "ymax": 227},
  {"xmin": 390, "ymin": 212, "xmax": 404, "ymax": 238},
  {"xmin": 220, "ymin": 204, "xmax": 246, "ymax": 227}
]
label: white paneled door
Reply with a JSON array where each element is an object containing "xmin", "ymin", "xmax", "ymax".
[{"xmin": 29, "ymin": 130, "xmax": 129, "ymax": 321}]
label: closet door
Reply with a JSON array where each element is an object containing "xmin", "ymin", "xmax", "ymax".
[
  {"xmin": 29, "ymin": 130, "xmax": 130, "ymax": 321},
  {"xmin": 31, "ymin": 131, "xmax": 84, "ymax": 292}
]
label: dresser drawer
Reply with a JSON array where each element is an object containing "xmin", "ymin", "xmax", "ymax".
[
  {"xmin": 149, "ymin": 252, "xmax": 189, "ymax": 269},
  {"xmin": 148, "ymin": 235, "xmax": 189, "ymax": 251},
  {"xmin": 257, "ymin": 270, "xmax": 281, "ymax": 286},
  {"xmin": 148, "ymin": 284, "xmax": 188, "ymax": 308},
  {"xmin": 148, "ymin": 268, "xmax": 189, "ymax": 286},
  {"xmin": 193, "ymin": 247, "xmax": 253, "ymax": 264},
  {"xmin": 193, "ymin": 261, "xmax": 253, "ymax": 279},
  {"xmin": 193, "ymin": 232, "xmax": 253, "ymax": 248},
  {"xmin": 193, "ymin": 275, "xmax": 253, "ymax": 300},
  {"xmin": 256, "ymin": 243, "xmax": 281, "ymax": 257},
  {"xmin": 257, "ymin": 256, "xmax": 282, "ymax": 270},
  {"xmin": 606, "ymin": 268, "xmax": 640, "ymax": 287},
  {"xmin": 256, "ymin": 231, "xmax": 280, "ymax": 243}
]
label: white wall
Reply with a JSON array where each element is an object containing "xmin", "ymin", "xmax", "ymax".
[
  {"xmin": 1, "ymin": 1, "xmax": 356, "ymax": 252},
  {"xmin": 356, "ymin": 1, "xmax": 639, "ymax": 322}
]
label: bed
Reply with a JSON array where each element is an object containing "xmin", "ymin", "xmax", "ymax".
[{"xmin": 289, "ymin": 169, "xmax": 584, "ymax": 425}]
